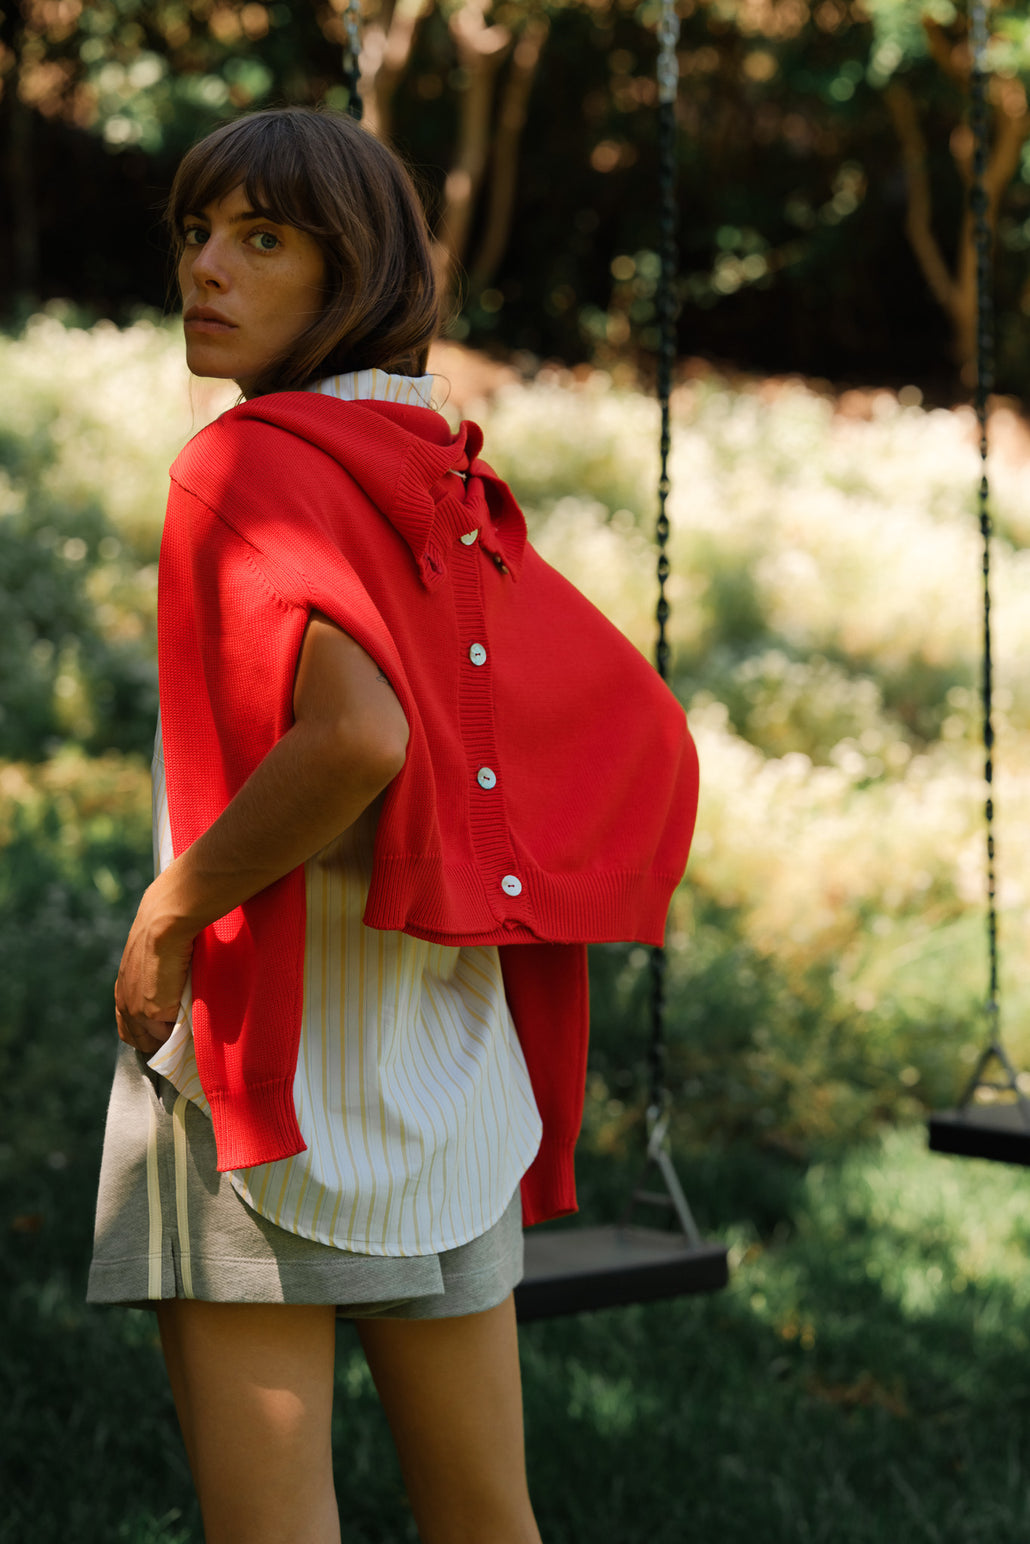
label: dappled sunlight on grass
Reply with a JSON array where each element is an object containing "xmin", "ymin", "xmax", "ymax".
[{"xmin": 515, "ymin": 1132, "xmax": 1030, "ymax": 1543}]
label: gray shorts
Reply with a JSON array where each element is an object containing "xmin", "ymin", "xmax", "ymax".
[{"xmin": 87, "ymin": 1044, "xmax": 524, "ymax": 1318}]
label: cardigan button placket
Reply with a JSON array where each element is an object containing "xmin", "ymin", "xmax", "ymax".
[
  {"xmin": 476, "ymin": 767, "xmax": 497, "ymax": 790},
  {"xmin": 501, "ymin": 875, "xmax": 523, "ymax": 897},
  {"xmin": 468, "ymin": 643, "xmax": 487, "ymax": 666}
]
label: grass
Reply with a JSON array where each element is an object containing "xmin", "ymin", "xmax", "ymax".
[{"xmin": 5, "ymin": 1124, "xmax": 1030, "ymax": 1542}]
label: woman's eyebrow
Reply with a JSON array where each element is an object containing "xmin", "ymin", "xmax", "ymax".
[{"xmin": 182, "ymin": 207, "xmax": 282, "ymax": 224}]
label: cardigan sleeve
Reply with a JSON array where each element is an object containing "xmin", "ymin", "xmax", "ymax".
[
  {"xmin": 500, "ymin": 942, "xmax": 589, "ymax": 1225},
  {"xmin": 158, "ymin": 479, "xmax": 312, "ymax": 1168}
]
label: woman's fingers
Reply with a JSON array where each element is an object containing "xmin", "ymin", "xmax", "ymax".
[
  {"xmin": 114, "ymin": 880, "xmax": 195, "ymax": 1052},
  {"xmin": 114, "ymin": 999, "xmax": 175, "ymax": 1054}
]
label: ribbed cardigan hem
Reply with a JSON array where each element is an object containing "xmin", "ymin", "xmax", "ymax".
[
  {"xmin": 520, "ymin": 1136, "xmax": 578, "ymax": 1227},
  {"xmin": 363, "ymin": 861, "xmax": 685, "ymax": 948},
  {"xmin": 206, "ymin": 1080, "xmax": 306, "ymax": 1174}
]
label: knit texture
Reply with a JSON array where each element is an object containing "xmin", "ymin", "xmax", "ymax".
[{"xmin": 158, "ymin": 394, "xmax": 698, "ymax": 1221}]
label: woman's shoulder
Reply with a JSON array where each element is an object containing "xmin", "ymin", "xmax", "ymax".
[{"xmin": 171, "ymin": 403, "xmax": 331, "ymax": 494}]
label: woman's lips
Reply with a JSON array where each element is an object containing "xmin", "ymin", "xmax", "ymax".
[{"xmin": 184, "ymin": 317, "xmax": 236, "ymax": 333}]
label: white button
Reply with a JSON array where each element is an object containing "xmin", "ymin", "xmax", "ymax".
[
  {"xmin": 501, "ymin": 874, "xmax": 522, "ymax": 897},
  {"xmin": 460, "ymin": 529, "xmax": 479, "ymax": 545},
  {"xmin": 477, "ymin": 767, "xmax": 497, "ymax": 790},
  {"xmin": 468, "ymin": 643, "xmax": 487, "ymax": 666}
]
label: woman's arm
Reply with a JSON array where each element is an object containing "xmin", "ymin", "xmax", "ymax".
[{"xmin": 114, "ymin": 612, "xmax": 409, "ymax": 1054}]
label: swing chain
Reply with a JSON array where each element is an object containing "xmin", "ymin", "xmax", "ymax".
[
  {"xmin": 619, "ymin": 1102, "xmax": 702, "ymax": 1244},
  {"xmin": 648, "ymin": 0, "xmax": 681, "ymax": 1127},
  {"xmin": 341, "ymin": 0, "xmax": 364, "ymax": 121},
  {"xmin": 657, "ymin": 1, "xmax": 680, "ymax": 106},
  {"xmin": 970, "ymin": 0, "xmax": 1000, "ymax": 1042},
  {"xmin": 951, "ymin": 3, "xmax": 1030, "ymax": 1126},
  {"xmin": 653, "ymin": 0, "xmax": 679, "ymax": 690}
]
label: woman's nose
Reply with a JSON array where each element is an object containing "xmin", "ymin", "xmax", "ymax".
[{"xmin": 190, "ymin": 237, "xmax": 229, "ymax": 288}]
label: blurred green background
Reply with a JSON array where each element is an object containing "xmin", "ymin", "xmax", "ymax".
[
  {"xmin": 4, "ymin": 3, "xmax": 1030, "ymax": 1541},
  {"xmin": 3, "ymin": 0, "xmax": 1030, "ymax": 389}
]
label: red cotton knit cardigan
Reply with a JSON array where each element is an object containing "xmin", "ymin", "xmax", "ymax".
[{"xmin": 157, "ymin": 394, "xmax": 699, "ymax": 1225}]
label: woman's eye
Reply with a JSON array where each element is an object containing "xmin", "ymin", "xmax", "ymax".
[
  {"xmin": 249, "ymin": 231, "xmax": 281, "ymax": 252},
  {"xmin": 183, "ymin": 226, "xmax": 207, "ymax": 246}
]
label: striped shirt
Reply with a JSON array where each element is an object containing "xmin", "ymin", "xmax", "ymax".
[{"xmin": 147, "ymin": 369, "xmax": 542, "ymax": 1256}]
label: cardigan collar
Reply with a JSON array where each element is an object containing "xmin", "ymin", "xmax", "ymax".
[{"xmin": 230, "ymin": 393, "xmax": 526, "ymax": 588}]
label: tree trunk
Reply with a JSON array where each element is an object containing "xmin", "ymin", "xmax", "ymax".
[
  {"xmin": 358, "ymin": 0, "xmax": 435, "ymax": 144},
  {"xmin": 1, "ymin": 6, "xmax": 39, "ymax": 312},
  {"xmin": 885, "ymin": 76, "xmax": 1029, "ymax": 382},
  {"xmin": 468, "ymin": 15, "xmax": 549, "ymax": 295},
  {"xmin": 431, "ymin": 1, "xmax": 512, "ymax": 299}
]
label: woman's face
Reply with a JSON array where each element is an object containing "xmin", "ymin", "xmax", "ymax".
[{"xmin": 178, "ymin": 183, "xmax": 326, "ymax": 396}]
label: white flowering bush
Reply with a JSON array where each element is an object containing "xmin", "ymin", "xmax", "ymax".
[
  {"xmin": 0, "ymin": 313, "xmax": 234, "ymax": 760},
  {"xmin": 3, "ymin": 313, "xmax": 1029, "ymax": 1158},
  {"xmin": 478, "ymin": 365, "xmax": 1030, "ymax": 1155},
  {"xmin": 0, "ymin": 310, "xmax": 234, "ymax": 543}
]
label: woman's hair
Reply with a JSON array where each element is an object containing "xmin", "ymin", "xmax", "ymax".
[{"xmin": 165, "ymin": 106, "xmax": 440, "ymax": 396}]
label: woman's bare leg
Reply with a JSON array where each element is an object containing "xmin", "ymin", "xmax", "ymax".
[
  {"xmin": 156, "ymin": 1299, "xmax": 199, "ymax": 1478},
  {"xmin": 356, "ymin": 1292, "xmax": 542, "ymax": 1544},
  {"xmin": 156, "ymin": 1300, "xmax": 340, "ymax": 1544}
]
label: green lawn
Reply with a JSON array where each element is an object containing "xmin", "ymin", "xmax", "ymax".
[{"xmin": 5, "ymin": 1122, "xmax": 1030, "ymax": 1543}]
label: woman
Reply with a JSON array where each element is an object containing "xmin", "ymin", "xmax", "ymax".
[{"xmin": 89, "ymin": 106, "xmax": 698, "ymax": 1544}]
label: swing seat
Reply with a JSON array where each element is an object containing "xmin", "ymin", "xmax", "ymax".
[
  {"xmin": 514, "ymin": 1120, "xmax": 728, "ymax": 1321},
  {"xmin": 928, "ymin": 1104, "xmax": 1030, "ymax": 1166},
  {"xmin": 515, "ymin": 1224, "xmax": 729, "ymax": 1321}
]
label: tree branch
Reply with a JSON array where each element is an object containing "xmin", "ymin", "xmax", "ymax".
[
  {"xmin": 467, "ymin": 13, "xmax": 549, "ymax": 293},
  {"xmin": 884, "ymin": 80, "xmax": 959, "ymax": 318},
  {"xmin": 952, "ymin": 83, "xmax": 1030, "ymax": 370},
  {"xmin": 358, "ymin": 0, "xmax": 435, "ymax": 144},
  {"xmin": 431, "ymin": 0, "xmax": 512, "ymax": 296},
  {"xmin": 921, "ymin": 16, "xmax": 967, "ymax": 87},
  {"xmin": 986, "ymin": 82, "xmax": 1030, "ymax": 218}
]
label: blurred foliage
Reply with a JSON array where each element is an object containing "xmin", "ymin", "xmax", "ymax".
[
  {"xmin": 0, "ymin": 470, "xmax": 156, "ymax": 760},
  {"xmin": 0, "ymin": 752, "xmax": 150, "ymax": 1173},
  {"xmin": 0, "ymin": 311, "xmax": 235, "ymax": 761},
  {"xmin": 3, "ymin": 318, "xmax": 1030, "ymax": 1177},
  {"xmin": 472, "ymin": 355, "xmax": 1030, "ymax": 1166},
  {"xmin": 2, "ymin": 1, "xmax": 1030, "ymax": 388}
]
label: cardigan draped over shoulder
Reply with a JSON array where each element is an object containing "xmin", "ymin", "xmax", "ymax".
[{"xmin": 158, "ymin": 393, "xmax": 699, "ymax": 1224}]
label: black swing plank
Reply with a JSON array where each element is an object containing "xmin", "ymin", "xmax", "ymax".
[
  {"xmin": 928, "ymin": 1105, "xmax": 1030, "ymax": 1166},
  {"xmin": 514, "ymin": 1225, "xmax": 729, "ymax": 1322}
]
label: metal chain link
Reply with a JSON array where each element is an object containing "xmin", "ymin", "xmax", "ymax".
[
  {"xmin": 971, "ymin": 0, "xmax": 999, "ymax": 1041},
  {"xmin": 341, "ymin": 0, "xmax": 364, "ymax": 120},
  {"xmin": 648, "ymin": 0, "xmax": 680, "ymax": 1126}
]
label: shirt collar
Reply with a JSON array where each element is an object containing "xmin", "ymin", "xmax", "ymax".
[{"xmin": 306, "ymin": 369, "xmax": 436, "ymax": 409}]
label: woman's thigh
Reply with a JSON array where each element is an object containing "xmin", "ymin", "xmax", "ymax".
[
  {"xmin": 356, "ymin": 1293, "xmax": 542, "ymax": 1544},
  {"xmin": 157, "ymin": 1299, "xmax": 340, "ymax": 1544}
]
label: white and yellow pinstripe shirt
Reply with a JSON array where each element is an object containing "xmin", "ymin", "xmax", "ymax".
[{"xmin": 147, "ymin": 369, "xmax": 542, "ymax": 1256}]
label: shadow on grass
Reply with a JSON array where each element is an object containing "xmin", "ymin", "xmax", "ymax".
[
  {"xmin": 6, "ymin": 1126, "xmax": 1030, "ymax": 1543},
  {"xmin": 519, "ymin": 1129, "xmax": 1030, "ymax": 1544},
  {"xmin": 3, "ymin": 801, "xmax": 1027, "ymax": 1542}
]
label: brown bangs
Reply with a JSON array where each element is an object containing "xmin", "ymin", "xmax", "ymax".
[
  {"xmin": 166, "ymin": 118, "xmax": 333, "ymax": 246},
  {"xmin": 166, "ymin": 108, "xmax": 441, "ymax": 395}
]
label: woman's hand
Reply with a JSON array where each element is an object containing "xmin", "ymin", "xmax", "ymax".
[
  {"xmin": 113, "ymin": 611, "xmax": 408, "ymax": 1056},
  {"xmin": 114, "ymin": 875, "xmax": 196, "ymax": 1056}
]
